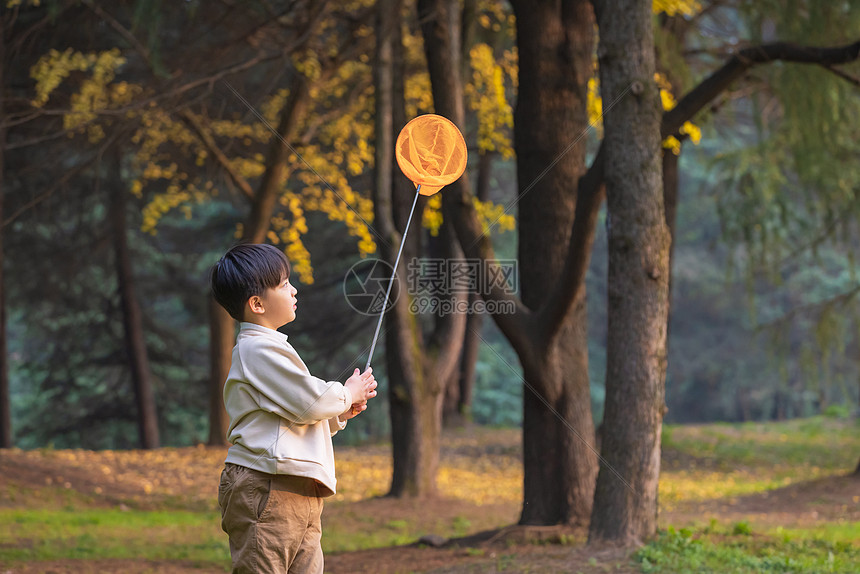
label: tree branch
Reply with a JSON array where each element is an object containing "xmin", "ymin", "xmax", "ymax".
[
  {"xmin": 178, "ymin": 110, "xmax": 255, "ymax": 201},
  {"xmin": 820, "ymin": 64, "xmax": 860, "ymax": 88},
  {"xmin": 4, "ymin": 50, "xmax": 284, "ymax": 151},
  {"xmin": 663, "ymin": 40, "xmax": 860, "ymax": 137},
  {"xmin": 243, "ymin": 72, "xmax": 309, "ymax": 243},
  {"xmin": 81, "ymin": 0, "xmax": 157, "ymax": 74}
]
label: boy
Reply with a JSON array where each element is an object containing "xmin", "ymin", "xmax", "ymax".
[{"xmin": 211, "ymin": 243, "xmax": 377, "ymax": 573}]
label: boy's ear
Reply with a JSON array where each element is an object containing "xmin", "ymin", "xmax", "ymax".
[{"xmin": 247, "ymin": 295, "xmax": 265, "ymax": 316}]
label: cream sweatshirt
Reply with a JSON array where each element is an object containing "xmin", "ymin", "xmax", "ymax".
[{"xmin": 223, "ymin": 322, "xmax": 353, "ymax": 496}]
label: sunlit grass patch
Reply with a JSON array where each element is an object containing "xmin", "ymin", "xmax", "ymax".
[
  {"xmin": 0, "ymin": 508, "xmax": 228, "ymax": 565},
  {"xmin": 335, "ymin": 429, "xmax": 522, "ymax": 505},
  {"xmin": 659, "ymin": 467, "xmax": 827, "ymax": 509},
  {"xmin": 659, "ymin": 417, "xmax": 860, "ymax": 509},
  {"xmin": 769, "ymin": 522, "xmax": 860, "ymax": 546},
  {"xmin": 437, "ymin": 465, "xmax": 521, "ymax": 505},
  {"xmin": 2, "ymin": 444, "xmax": 227, "ymax": 511},
  {"xmin": 635, "ymin": 524, "xmax": 860, "ymax": 573},
  {"xmin": 323, "ymin": 516, "xmax": 417, "ymax": 552},
  {"xmin": 663, "ymin": 416, "xmax": 859, "ymax": 469},
  {"xmin": 331, "ymin": 450, "xmax": 392, "ymax": 502}
]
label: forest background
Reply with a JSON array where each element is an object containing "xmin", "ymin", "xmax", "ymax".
[
  {"xmin": 2, "ymin": 0, "xmax": 860, "ymax": 569},
  {"xmin": 3, "ymin": 0, "xmax": 858, "ymax": 450}
]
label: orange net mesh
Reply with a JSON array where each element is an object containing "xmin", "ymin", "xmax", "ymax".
[{"xmin": 395, "ymin": 114, "xmax": 468, "ymax": 196}]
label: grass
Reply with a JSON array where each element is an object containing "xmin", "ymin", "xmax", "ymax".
[
  {"xmin": 1, "ymin": 416, "xmax": 858, "ymax": 571},
  {"xmin": 635, "ymin": 524, "xmax": 860, "ymax": 574},
  {"xmin": 770, "ymin": 522, "xmax": 860, "ymax": 546},
  {"xmin": 662, "ymin": 416, "xmax": 858, "ymax": 469},
  {"xmin": 0, "ymin": 508, "xmax": 228, "ymax": 564},
  {"xmin": 323, "ymin": 517, "xmax": 419, "ymax": 552},
  {"xmin": 659, "ymin": 416, "xmax": 860, "ymax": 508},
  {"xmin": 323, "ymin": 512, "xmax": 478, "ymax": 553}
]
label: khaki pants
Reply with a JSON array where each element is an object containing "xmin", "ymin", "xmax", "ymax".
[{"xmin": 218, "ymin": 463, "xmax": 325, "ymax": 574}]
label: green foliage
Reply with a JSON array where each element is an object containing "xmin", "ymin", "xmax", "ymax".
[
  {"xmin": 6, "ymin": 188, "xmax": 221, "ymax": 449},
  {"xmin": 773, "ymin": 523, "xmax": 860, "ymax": 546},
  {"xmin": 822, "ymin": 404, "xmax": 852, "ymax": 419},
  {"xmin": 663, "ymin": 416, "xmax": 860, "ymax": 470},
  {"xmin": 6, "ymin": 0, "xmax": 860, "ymax": 453},
  {"xmin": 636, "ymin": 524, "xmax": 860, "ymax": 573},
  {"xmin": 648, "ymin": 132, "xmax": 860, "ymax": 423},
  {"xmin": 702, "ymin": 2, "xmax": 860, "ymax": 420},
  {"xmin": 0, "ymin": 509, "xmax": 227, "ymax": 563}
]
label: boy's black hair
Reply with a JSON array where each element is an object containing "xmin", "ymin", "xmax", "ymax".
[{"xmin": 210, "ymin": 243, "xmax": 291, "ymax": 321}]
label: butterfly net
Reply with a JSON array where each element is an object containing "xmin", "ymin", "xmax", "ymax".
[{"xmin": 395, "ymin": 114, "xmax": 468, "ymax": 196}]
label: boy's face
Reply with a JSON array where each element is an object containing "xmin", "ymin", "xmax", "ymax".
[{"xmin": 245, "ymin": 276, "xmax": 298, "ymax": 329}]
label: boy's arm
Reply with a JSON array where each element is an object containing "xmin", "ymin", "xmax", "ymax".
[
  {"xmin": 327, "ymin": 399, "xmax": 369, "ymax": 436},
  {"xmin": 239, "ymin": 338, "xmax": 353, "ymax": 424},
  {"xmin": 328, "ymin": 415, "xmax": 347, "ymax": 436}
]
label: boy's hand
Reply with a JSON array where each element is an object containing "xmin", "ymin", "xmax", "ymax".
[
  {"xmin": 344, "ymin": 367, "xmax": 377, "ymax": 404},
  {"xmin": 340, "ymin": 401, "xmax": 367, "ymax": 421}
]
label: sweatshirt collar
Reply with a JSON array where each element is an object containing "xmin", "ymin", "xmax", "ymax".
[{"xmin": 239, "ymin": 321, "xmax": 289, "ymax": 342}]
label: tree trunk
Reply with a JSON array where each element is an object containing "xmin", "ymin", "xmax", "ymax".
[
  {"xmin": 386, "ymin": 306, "xmax": 437, "ymax": 496},
  {"xmin": 377, "ymin": 0, "xmax": 443, "ymax": 496},
  {"xmin": 207, "ymin": 299, "xmax": 233, "ymax": 445},
  {"xmin": 0, "ymin": 17, "xmax": 10, "ymax": 448},
  {"xmin": 520, "ymin": 315, "xmax": 596, "ymax": 525},
  {"xmin": 661, "ymin": 147, "xmax": 679, "ymax": 422},
  {"xmin": 663, "ymin": 148, "xmax": 679, "ymax": 300},
  {"xmin": 509, "ymin": 0, "xmax": 599, "ymax": 526},
  {"xmin": 589, "ymin": 0, "xmax": 670, "ymax": 545},
  {"xmin": 375, "ymin": 0, "xmax": 424, "ymax": 496},
  {"xmin": 454, "ymin": 300, "xmax": 480, "ymax": 422},
  {"xmin": 443, "ymin": 151, "xmax": 493, "ymax": 425},
  {"xmin": 442, "ymin": 364, "xmax": 461, "ymax": 425},
  {"xmin": 109, "ymin": 156, "xmax": 160, "ymax": 449},
  {"xmin": 206, "ymin": 73, "xmax": 309, "ymax": 445},
  {"xmin": 379, "ymin": 0, "xmax": 468, "ymax": 497},
  {"xmin": 440, "ymin": 0, "xmax": 487, "ymax": 428}
]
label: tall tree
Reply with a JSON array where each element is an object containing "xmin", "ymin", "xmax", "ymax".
[
  {"xmin": 588, "ymin": 0, "xmax": 670, "ymax": 545},
  {"xmin": 375, "ymin": 0, "xmax": 468, "ymax": 497},
  {"xmin": 108, "ymin": 150, "xmax": 160, "ymax": 449},
  {"xmin": 430, "ymin": 0, "xmax": 602, "ymax": 524},
  {"xmin": 442, "ymin": 0, "xmax": 500, "ymax": 425}
]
